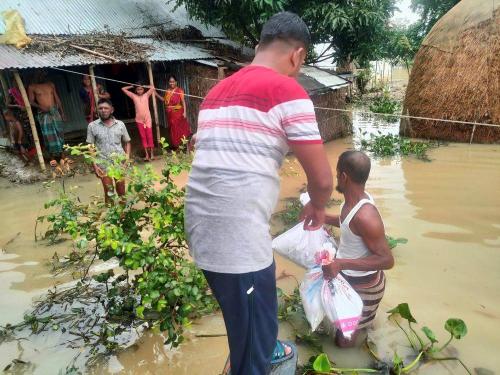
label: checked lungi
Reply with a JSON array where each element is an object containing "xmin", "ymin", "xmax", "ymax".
[{"xmin": 37, "ymin": 106, "xmax": 64, "ymax": 157}]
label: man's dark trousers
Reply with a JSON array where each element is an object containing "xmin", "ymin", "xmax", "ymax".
[{"xmin": 203, "ymin": 261, "xmax": 278, "ymax": 375}]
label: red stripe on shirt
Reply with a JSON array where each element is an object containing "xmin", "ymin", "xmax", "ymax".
[
  {"xmin": 281, "ymin": 114, "xmax": 317, "ymax": 127},
  {"xmin": 199, "ymin": 120, "xmax": 285, "ymax": 138},
  {"xmin": 287, "ymin": 139, "xmax": 323, "ymax": 145}
]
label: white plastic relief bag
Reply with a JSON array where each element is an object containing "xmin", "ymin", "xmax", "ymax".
[
  {"xmin": 298, "ymin": 244, "xmax": 337, "ymax": 332},
  {"xmin": 272, "ymin": 191, "xmax": 336, "ymax": 268},
  {"xmin": 299, "ymin": 266, "xmax": 325, "ymax": 332},
  {"xmin": 321, "ymin": 274, "xmax": 364, "ymax": 339},
  {"xmin": 272, "ymin": 222, "xmax": 333, "ymax": 268}
]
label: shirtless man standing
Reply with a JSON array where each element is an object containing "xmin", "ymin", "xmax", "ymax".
[{"xmin": 28, "ymin": 71, "xmax": 66, "ymax": 166}]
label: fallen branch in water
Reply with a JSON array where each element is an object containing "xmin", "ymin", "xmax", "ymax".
[{"xmin": 1, "ymin": 231, "xmax": 21, "ymax": 250}]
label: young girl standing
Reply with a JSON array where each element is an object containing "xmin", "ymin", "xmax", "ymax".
[{"xmin": 122, "ymin": 83, "xmax": 155, "ymax": 161}]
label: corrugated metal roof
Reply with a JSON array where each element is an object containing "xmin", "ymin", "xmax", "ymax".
[
  {"xmin": 0, "ymin": 38, "xmax": 214, "ymax": 69},
  {"xmin": 0, "ymin": 0, "xmax": 225, "ymax": 38},
  {"xmin": 137, "ymin": 38, "xmax": 213, "ymax": 62},
  {"xmin": 301, "ymin": 66, "xmax": 349, "ymax": 90}
]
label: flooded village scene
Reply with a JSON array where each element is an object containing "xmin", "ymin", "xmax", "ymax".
[{"xmin": 0, "ymin": 1, "xmax": 499, "ymax": 374}]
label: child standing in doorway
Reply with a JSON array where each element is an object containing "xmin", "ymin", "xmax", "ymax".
[{"xmin": 122, "ymin": 83, "xmax": 155, "ymax": 161}]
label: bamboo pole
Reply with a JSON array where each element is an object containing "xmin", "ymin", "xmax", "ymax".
[
  {"xmin": 13, "ymin": 70, "xmax": 46, "ymax": 171},
  {"xmin": 0, "ymin": 71, "xmax": 9, "ymax": 107},
  {"xmin": 69, "ymin": 44, "xmax": 119, "ymax": 62},
  {"xmin": 146, "ymin": 61, "xmax": 161, "ymax": 145},
  {"xmin": 89, "ymin": 65, "xmax": 99, "ymax": 108}
]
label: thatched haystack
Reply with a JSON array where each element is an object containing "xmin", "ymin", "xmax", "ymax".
[{"xmin": 401, "ymin": 0, "xmax": 500, "ymax": 143}]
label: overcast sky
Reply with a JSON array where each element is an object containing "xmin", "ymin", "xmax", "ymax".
[{"xmin": 393, "ymin": 0, "xmax": 420, "ymax": 24}]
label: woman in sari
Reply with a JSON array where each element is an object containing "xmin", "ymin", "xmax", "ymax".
[{"xmin": 155, "ymin": 75, "xmax": 191, "ymax": 148}]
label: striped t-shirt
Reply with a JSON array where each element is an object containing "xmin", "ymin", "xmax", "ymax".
[
  {"xmin": 192, "ymin": 65, "xmax": 322, "ymax": 176},
  {"xmin": 185, "ymin": 65, "xmax": 323, "ymax": 274}
]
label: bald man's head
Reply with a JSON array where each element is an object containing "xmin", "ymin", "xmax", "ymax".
[{"xmin": 337, "ymin": 150, "xmax": 371, "ymax": 185}]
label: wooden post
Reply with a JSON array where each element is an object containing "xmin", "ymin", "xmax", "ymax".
[
  {"xmin": 469, "ymin": 124, "xmax": 476, "ymax": 144},
  {"xmin": 89, "ymin": 65, "xmax": 99, "ymax": 108},
  {"xmin": 0, "ymin": 71, "xmax": 9, "ymax": 106},
  {"xmin": 13, "ymin": 70, "xmax": 46, "ymax": 171},
  {"xmin": 146, "ymin": 61, "xmax": 161, "ymax": 145},
  {"xmin": 217, "ymin": 66, "xmax": 227, "ymax": 81}
]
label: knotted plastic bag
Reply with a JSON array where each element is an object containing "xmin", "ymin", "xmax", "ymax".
[
  {"xmin": 272, "ymin": 192, "xmax": 336, "ymax": 268},
  {"xmin": 300, "ymin": 248, "xmax": 363, "ymax": 338}
]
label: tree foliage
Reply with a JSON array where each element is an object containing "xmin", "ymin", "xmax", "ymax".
[
  {"xmin": 175, "ymin": 0, "xmax": 396, "ymax": 66},
  {"xmin": 411, "ymin": 0, "xmax": 460, "ymax": 37},
  {"xmin": 380, "ymin": 24, "xmax": 419, "ymax": 72},
  {"xmin": 298, "ymin": 0, "xmax": 397, "ymax": 67}
]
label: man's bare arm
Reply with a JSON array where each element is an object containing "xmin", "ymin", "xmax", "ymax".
[
  {"xmin": 123, "ymin": 142, "xmax": 131, "ymax": 159},
  {"xmin": 323, "ymin": 205, "xmax": 394, "ymax": 278},
  {"xmin": 27, "ymin": 85, "xmax": 39, "ymax": 108},
  {"xmin": 325, "ymin": 214, "xmax": 340, "ymax": 227},
  {"xmin": 289, "ymin": 142, "xmax": 333, "ymax": 230},
  {"xmin": 154, "ymin": 90, "xmax": 164, "ymax": 101}
]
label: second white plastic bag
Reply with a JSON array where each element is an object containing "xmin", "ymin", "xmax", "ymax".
[
  {"xmin": 272, "ymin": 222, "xmax": 333, "ymax": 268},
  {"xmin": 299, "ymin": 266, "xmax": 325, "ymax": 331}
]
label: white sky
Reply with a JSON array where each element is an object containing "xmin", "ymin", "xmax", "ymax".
[{"xmin": 393, "ymin": 0, "xmax": 420, "ymax": 24}]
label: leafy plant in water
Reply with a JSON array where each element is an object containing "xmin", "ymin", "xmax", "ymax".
[
  {"xmin": 385, "ymin": 303, "xmax": 471, "ymax": 374},
  {"xmin": 300, "ymin": 352, "xmax": 379, "ymax": 374},
  {"xmin": 2, "ymin": 140, "xmax": 217, "ymax": 369},
  {"xmin": 299, "ymin": 303, "xmax": 470, "ymax": 374},
  {"xmin": 360, "ymin": 132, "xmax": 439, "ymax": 160},
  {"xmin": 369, "ymin": 88, "xmax": 401, "ymax": 121},
  {"xmin": 386, "ymin": 236, "xmax": 408, "ymax": 249}
]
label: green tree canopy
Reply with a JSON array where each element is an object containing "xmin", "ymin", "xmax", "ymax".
[
  {"xmin": 175, "ymin": 0, "xmax": 397, "ymax": 67},
  {"xmin": 410, "ymin": 0, "xmax": 461, "ymax": 43}
]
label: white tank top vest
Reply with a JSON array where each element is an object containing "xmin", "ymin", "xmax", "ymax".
[{"xmin": 337, "ymin": 193, "xmax": 378, "ymax": 277}]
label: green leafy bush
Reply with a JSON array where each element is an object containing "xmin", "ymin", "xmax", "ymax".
[
  {"xmin": 2, "ymin": 141, "xmax": 217, "ymax": 368},
  {"xmin": 369, "ymin": 88, "xmax": 401, "ymax": 119},
  {"xmin": 361, "ymin": 133, "xmax": 438, "ymax": 160}
]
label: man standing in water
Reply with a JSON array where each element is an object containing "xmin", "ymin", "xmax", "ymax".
[
  {"xmin": 185, "ymin": 12, "xmax": 333, "ymax": 374},
  {"xmin": 87, "ymin": 99, "xmax": 131, "ymax": 204},
  {"xmin": 323, "ymin": 150, "xmax": 394, "ymax": 347},
  {"xmin": 27, "ymin": 71, "xmax": 66, "ymax": 166}
]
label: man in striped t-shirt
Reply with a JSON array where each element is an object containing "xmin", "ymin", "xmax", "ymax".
[{"xmin": 185, "ymin": 12, "xmax": 333, "ymax": 374}]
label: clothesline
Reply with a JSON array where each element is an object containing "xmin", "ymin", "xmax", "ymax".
[{"xmin": 49, "ymin": 66, "xmax": 500, "ymax": 130}]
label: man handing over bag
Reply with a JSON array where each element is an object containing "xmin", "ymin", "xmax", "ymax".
[{"xmin": 322, "ymin": 150, "xmax": 394, "ymax": 347}]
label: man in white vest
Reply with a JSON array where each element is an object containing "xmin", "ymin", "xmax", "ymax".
[{"xmin": 323, "ymin": 150, "xmax": 394, "ymax": 347}]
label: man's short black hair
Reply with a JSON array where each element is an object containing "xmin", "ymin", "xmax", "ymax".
[
  {"xmin": 97, "ymin": 98, "xmax": 113, "ymax": 107},
  {"xmin": 259, "ymin": 11, "xmax": 311, "ymax": 49},
  {"xmin": 338, "ymin": 150, "xmax": 371, "ymax": 184}
]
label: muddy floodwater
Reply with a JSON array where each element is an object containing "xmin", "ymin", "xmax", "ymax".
[{"xmin": 1, "ymin": 113, "xmax": 499, "ymax": 374}]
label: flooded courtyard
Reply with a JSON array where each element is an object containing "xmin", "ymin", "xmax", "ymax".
[{"xmin": 1, "ymin": 113, "xmax": 499, "ymax": 374}]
